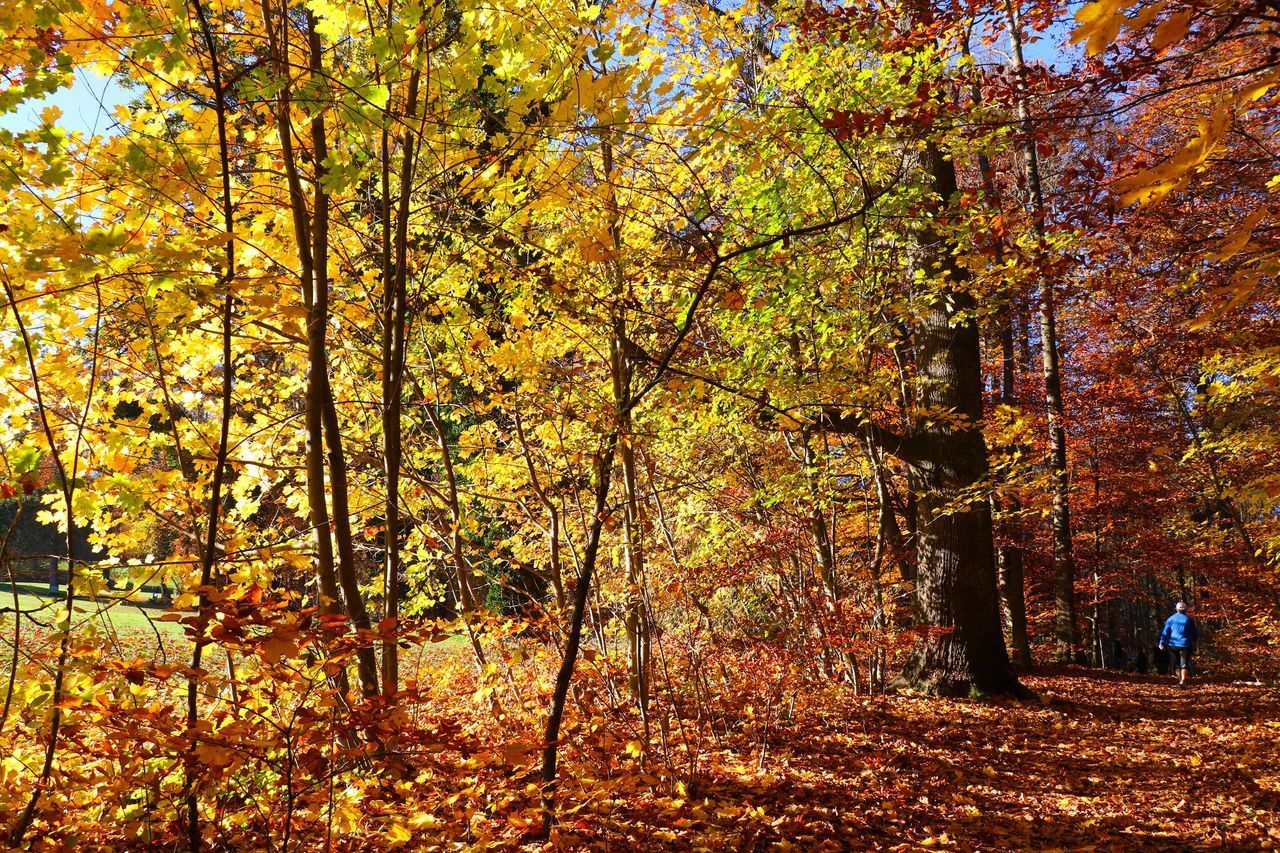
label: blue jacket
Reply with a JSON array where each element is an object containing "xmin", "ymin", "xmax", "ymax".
[{"xmin": 1160, "ymin": 613, "xmax": 1199, "ymax": 649}]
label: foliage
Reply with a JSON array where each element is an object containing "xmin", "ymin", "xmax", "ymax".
[{"xmin": 0, "ymin": 0, "xmax": 1277, "ymax": 846}]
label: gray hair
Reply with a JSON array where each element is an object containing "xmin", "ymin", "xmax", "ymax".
[{"xmin": 1175, "ymin": 601, "xmax": 1187, "ymax": 612}]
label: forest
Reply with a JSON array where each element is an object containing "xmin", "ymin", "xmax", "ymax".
[{"xmin": 0, "ymin": 0, "xmax": 1277, "ymax": 847}]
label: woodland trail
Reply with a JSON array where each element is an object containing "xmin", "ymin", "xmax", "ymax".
[{"xmin": 577, "ymin": 668, "xmax": 1280, "ymax": 851}]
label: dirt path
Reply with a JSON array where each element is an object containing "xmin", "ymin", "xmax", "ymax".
[{"xmin": 582, "ymin": 668, "xmax": 1280, "ymax": 850}]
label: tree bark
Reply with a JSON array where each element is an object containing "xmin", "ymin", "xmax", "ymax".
[
  {"xmin": 515, "ymin": 412, "xmax": 567, "ymax": 609},
  {"xmin": 601, "ymin": 138, "xmax": 651, "ymax": 731},
  {"xmin": 895, "ymin": 134, "xmax": 1022, "ymax": 697},
  {"xmin": 540, "ymin": 434, "xmax": 619, "ymax": 837},
  {"xmin": 186, "ymin": 2, "xmax": 237, "ymax": 845},
  {"xmin": 2, "ymin": 281, "xmax": 101, "ymax": 846},
  {"xmin": 305, "ymin": 11, "xmax": 381, "ymax": 697},
  {"xmin": 378, "ymin": 52, "xmax": 423, "ymax": 696},
  {"xmin": 261, "ymin": 0, "xmax": 345, "ymax": 663},
  {"xmin": 997, "ymin": 289, "xmax": 1032, "ymax": 667},
  {"xmin": 619, "ymin": 413, "xmax": 651, "ymax": 726},
  {"xmin": 1006, "ymin": 0, "xmax": 1079, "ymax": 658},
  {"xmin": 964, "ymin": 24, "xmax": 1032, "ymax": 669}
]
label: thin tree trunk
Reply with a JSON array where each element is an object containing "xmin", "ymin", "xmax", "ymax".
[
  {"xmin": 540, "ymin": 433, "xmax": 619, "ymax": 837},
  {"xmin": 998, "ymin": 291, "xmax": 1032, "ymax": 668},
  {"xmin": 788, "ymin": 335, "xmax": 852, "ymax": 683},
  {"xmin": 4, "ymin": 281, "xmax": 101, "ymax": 846},
  {"xmin": 418, "ymin": 399, "xmax": 495, "ymax": 685},
  {"xmin": 806, "ymin": 455, "xmax": 838, "ymax": 603},
  {"xmin": 866, "ymin": 440, "xmax": 897, "ymax": 690},
  {"xmin": 304, "ymin": 11, "xmax": 380, "ymax": 697},
  {"xmin": 1006, "ymin": 0, "xmax": 1079, "ymax": 658},
  {"xmin": 1158, "ymin": 367, "xmax": 1261, "ymax": 565},
  {"xmin": 515, "ymin": 412, "xmax": 567, "ymax": 609},
  {"xmin": 260, "ymin": 0, "xmax": 347, "ymax": 693},
  {"xmin": 601, "ymin": 137, "xmax": 651, "ymax": 732},
  {"xmin": 185, "ymin": 2, "xmax": 238, "ymax": 845},
  {"xmin": 379, "ymin": 54, "xmax": 423, "ymax": 696},
  {"xmin": 619, "ymin": 414, "xmax": 650, "ymax": 737}
]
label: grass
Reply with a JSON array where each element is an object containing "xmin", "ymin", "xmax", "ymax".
[
  {"xmin": 8, "ymin": 579, "xmax": 173, "ymax": 607},
  {"xmin": 2, "ymin": 579, "xmax": 472, "ymax": 674},
  {"xmin": 2, "ymin": 585, "xmax": 187, "ymax": 644}
]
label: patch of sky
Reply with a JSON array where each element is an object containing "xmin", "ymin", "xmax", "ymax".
[
  {"xmin": 0, "ymin": 66, "xmax": 131, "ymax": 136},
  {"xmin": 1021, "ymin": 14, "xmax": 1085, "ymax": 71}
]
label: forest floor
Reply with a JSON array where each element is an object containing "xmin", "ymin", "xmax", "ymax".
[
  {"xmin": 4, "ymin": 595, "xmax": 1277, "ymax": 850},
  {"xmin": 568, "ymin": 667, "xmax": 1280, "ymax": 851}
]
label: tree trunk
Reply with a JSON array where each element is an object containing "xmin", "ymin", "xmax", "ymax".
[
  {"xmin": 306, "ymin": 11, "xmax": 380, "ymax": 697},
  {"xmin": 620, "ymin": 421, "xmax": 650, "ymax": 730},
  {"xmin": 614, "ymin": 327, "xmax": 651, "ymax": 740},
  {"xmin": 515, "ymin": 412, "xmax": 567, "ymax": 609},
  {"xmin": 186, "ymin": 2, "xmax": 237, "ymax": 844},
  {"xmin": 262, "ymin": 0, "xmax": 347, "ymax": 669},
  {"xmin": 1006, "ymin": 0, "xmax": 1079, "ymax": 658},
  {"xmin": 816, "ymin": 3, "xmax": 1023, "ymax": 698},
  {"xmin": 540, "ymin": 434, "xmax": 619, "ymax": 837},
  {"xmin": 965, "ymin": 26, "xmax": 1032, "ymax": 668},
  {"xmin": 379, "ymin": 58, "xmax": 422, "ymax": 696},
  {"xmin": 998, "ymin": 294, "xmax": 1033, "ymax": 667},
  {"xmin": 895, "ymin": 137, "xmax": 1022, "ymax": 698},
  {"xmin": 2, "ymin": 275, "xmax": 100, "ymax": 846}
]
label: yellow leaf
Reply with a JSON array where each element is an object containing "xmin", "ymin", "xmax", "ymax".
[
  {"xmin": 1188, "ymin": 272, "xmax": 1261, "ymax": 330},
  {"xmin": 1127, "ymin": 1, "xmax": 1165, "ymax": 32},
  {"xmin": 1207, "ymin": 209, "xmax": 1264, "ymax": 262},
  {"xmin": 386, "ymin": 820, "xmax": 412, "ymax": 846},
  {"xmin": 1237, "ymin": 69, "xmax": 1280, "ymax": 107},
  {"xmin": 1072, "ymin": 0, "xmax": 1127, "ymax": 56},
  {"xmin": 1114, "ymin": 106, "xmax": 1230, "ymax": 205},
  {"xmin": 194, "ymin": 743, "xmax": 235, "ymax": 768},
  {"xmin": 260, "ymin": 633, "xmax": 298, "ymax": 664},
  {"xmin": 1074, "ymin": 0, "xmax": 1123, "ymax": 27},
  {"xmin": 1151, "ymin": 8, "xmax": 1191, "ymax": 51}
]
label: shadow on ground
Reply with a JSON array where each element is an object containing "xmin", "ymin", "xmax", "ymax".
[{"xmin": 578, "ymin": 668, "xmax": 1280, "ymax": 851}]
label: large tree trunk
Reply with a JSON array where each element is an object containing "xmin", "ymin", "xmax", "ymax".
[
  {"xmin": 817, "ymin": 3, "xmax": 1022, "ymax": 697},
  {"xmin": 895, "ymin": 138, "xmax": 1022, "ymax": 698}
]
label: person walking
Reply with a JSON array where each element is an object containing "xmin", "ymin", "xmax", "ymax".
[{"xmin": 1159, "ymin": 601, "xmax": 1199, "ymax": 688}]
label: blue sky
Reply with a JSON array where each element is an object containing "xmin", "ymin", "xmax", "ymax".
[
  {"xmin": 0, "ymin": 67, "xmax": 130, "ymax": 135},
  {"xmin": 0, "ymin": 11, "xmax": 1078, "ymax": 138}
]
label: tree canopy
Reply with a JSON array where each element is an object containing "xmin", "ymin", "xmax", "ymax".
[{"xmin": 0, "ymin": 0, "xmax": 1277, "ymax": 846}]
